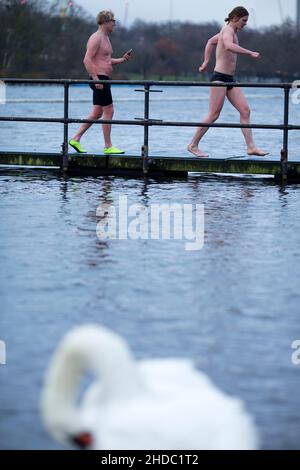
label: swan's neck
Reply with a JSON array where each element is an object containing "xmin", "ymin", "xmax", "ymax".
[{"xmin": 42, "ymin": 326, "xmax": 144, "ymax": 431}]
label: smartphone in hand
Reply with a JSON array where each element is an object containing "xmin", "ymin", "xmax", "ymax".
[{"xmin": 127, "ymin": 49, "xmax": 133, "ymax": 55}]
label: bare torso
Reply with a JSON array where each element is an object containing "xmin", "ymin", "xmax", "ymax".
[
  {"xmin": 215, "ymin": 25, "xmax": 238, "ymax": 75},
  {"xmin": 87, "ymin": 31, "xmax": 113, "ymax": 76}
]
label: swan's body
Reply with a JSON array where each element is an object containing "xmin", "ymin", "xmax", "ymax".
[{"xmin": 41, "ymin": 325, "xmax": 258, "ymax": 450}]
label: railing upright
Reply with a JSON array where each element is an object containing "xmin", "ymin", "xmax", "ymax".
[
  {"xmin": 62, "ymin": 81, "xmax": 70, "ymax": 171},
  {"xmin": 280, "ymin": 85, "xmax": 291, "ymax": 180},
  {"xmin": 142, "ymin": 83, "xmax": 150, "ymax": 174}
]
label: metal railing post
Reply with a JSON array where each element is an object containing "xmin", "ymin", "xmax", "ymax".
[
  {"xmin": 281, "ymin": 85, "xmax": 290, "ymax": 180},
  {"xmin": 62, "ymin": 81, "xmax": 70, "ymax": 171},
  {"xmin": 142, "ymin": 83, "xmax": 150, "ymax": 174}
]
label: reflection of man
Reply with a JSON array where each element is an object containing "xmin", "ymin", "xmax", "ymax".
[
  {"xmin": 69, "ymin": 10, "xmax": 131, "ymax": 155},
  {"xmin": 188, "ymin": 6, "xmax": 268, "ymax": 158}
]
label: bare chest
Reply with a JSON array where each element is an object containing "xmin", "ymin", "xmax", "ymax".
[
  {"xmin": 95, "ymin": 34, "xmax": 113, "ymax": 59},
  {"xmin": 219, "ymin": 29, "xmax": 239, "ymax": 50}
]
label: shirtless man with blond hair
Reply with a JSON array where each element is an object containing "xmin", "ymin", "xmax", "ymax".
[
  {"xmin": 188, "ymin": 6, "xmax": 268, "ymax": 158},
  {"xmin": 69, "ymin": 10, "xmax": 131, "ymax": 155}
]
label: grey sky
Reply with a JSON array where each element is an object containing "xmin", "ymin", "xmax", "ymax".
[{"xmin": 75, "ymin": 0, "xmax": 296, "ymax": 28}]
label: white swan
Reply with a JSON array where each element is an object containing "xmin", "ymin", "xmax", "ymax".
[{"xmin": 41, "ymin": 324, "xmax": 258, "ymax": 450}]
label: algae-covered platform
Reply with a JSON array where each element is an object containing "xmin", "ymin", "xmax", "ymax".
[{"xmin": 1, "ymin": 151, "xmax": 299, "ymax": 181}]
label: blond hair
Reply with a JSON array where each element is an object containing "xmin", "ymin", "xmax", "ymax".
[{"xmin": 96, "ymin": 10, "xmax": 115, "ymax": 25}]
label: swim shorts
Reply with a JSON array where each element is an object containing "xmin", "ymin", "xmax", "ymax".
[
  {"xmin": 211, "ymin": 71, "xmax": 236, "ymax": 91},
  {"xmin": 89, "ymin": 75, "xmax": 113, "ymax": 106}
]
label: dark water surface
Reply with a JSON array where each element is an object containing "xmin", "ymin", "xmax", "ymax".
[{"xmin": 0, "ymin": 170, "xmax": 300, "ymax": 449}]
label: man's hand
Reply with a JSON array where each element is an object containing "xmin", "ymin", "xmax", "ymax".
[
  {"xmin": 93, "ymin": 78, "xmax": 103, "ymax": 90},
  {"xmin": 122, "ymin": 51, "xmax": 131, "ymax": 62},
  {"xmin": 250, "ymin": 51, "xmax": 261, "ymax": 60},
  {"xmin": 199, "ymin": 62, "xmax": 208, "ymax": 73}
]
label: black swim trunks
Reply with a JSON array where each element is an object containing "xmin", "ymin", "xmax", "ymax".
[
  {"xmin": 211, "ymin": 71, "xmax": 236, "ymax": 91},
  {"xmin": 89, "ymin": 75, "xmax": 113, "ymax": 106}
]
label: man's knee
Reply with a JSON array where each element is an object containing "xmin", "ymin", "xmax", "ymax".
[
  {"xmin": 103, "ymin": 105, "xmax": 114, "ymax": 119},
  {"xmin": 94, "ymin": 111, "xmax": 103, "ymax": 119},
  {"xmin": 90, "ymin": 108, "xmax": 103, "ymax": 119},
  {"xmin": 209, "ymin": 111, "xmax": 221, "ymax": 121},
  {"xmin": 240, "ymin": 106, "xmax": 251, "ymax": 120}
]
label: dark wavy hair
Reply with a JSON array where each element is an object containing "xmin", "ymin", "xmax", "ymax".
[{"xmin": 225, "ymin": 6, "xmax": 249, "ymax": 23}]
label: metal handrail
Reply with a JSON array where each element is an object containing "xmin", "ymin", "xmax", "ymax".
[
  {"xmin": 0, "ymin": 78, "xmax": 296, "ymax": 87},
  {"xmin": 0, "ymin": 78, "xmax": 298, "ymax": 175}
]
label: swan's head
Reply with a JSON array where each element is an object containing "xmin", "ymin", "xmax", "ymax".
[
  {"xmin": 53, "ymin": 426, "xmax": 94, "ymax": 450},
  {"xmin": 71, "ymin": 432, "xmax": 93, "ymax": 449},
  {"xmin": 42, "ymin": 387, "xmax": 97, "ymax": 449}
]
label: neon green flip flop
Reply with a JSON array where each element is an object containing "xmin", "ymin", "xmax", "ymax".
[
  {"xmin": 69, "ymin": 139, "xmax": 87, "ymax": 153},
  {"xmin": 104, "ymin": 146, "xmax": 125, "ymax": 155}
]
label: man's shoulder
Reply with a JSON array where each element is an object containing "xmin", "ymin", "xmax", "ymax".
[
  {"xmin": 219, "ymin": 25, "xmax": 235, "ymax": 44},
  {"xmin": 88, "ymin": 31, "xmax": 101, "ymax": 44},
  {"xmin": 222, "ymin": 25, "xmax": 234, "ymax": 36}
]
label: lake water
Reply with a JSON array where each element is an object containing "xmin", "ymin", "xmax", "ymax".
[{"xmin": 0, "ymin": 84, "xmax": 300, "ymax": 450}]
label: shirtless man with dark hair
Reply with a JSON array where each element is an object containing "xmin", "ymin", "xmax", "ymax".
[{"xmin": 188, "ymin": 7, "xmax": 268, "ymax": 158}]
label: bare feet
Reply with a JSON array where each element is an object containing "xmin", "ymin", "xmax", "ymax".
[
  {"xmin": 187, "ymin": 144, "xmax": 209, "ymax": 158},
  {"xmin": 247, "ymin": 147, "xmax": 269, "ymax": 157}
]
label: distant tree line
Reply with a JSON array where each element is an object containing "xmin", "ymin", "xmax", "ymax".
[{"xmin": 1, "ymin": 0, "xmax": 300, "ymax": 80}]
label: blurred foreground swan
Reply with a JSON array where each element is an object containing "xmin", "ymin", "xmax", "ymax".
[{"xmin": 41, "ymin": 325, "xmax": 258, "ymax": 450}]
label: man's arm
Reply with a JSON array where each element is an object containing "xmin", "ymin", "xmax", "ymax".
[
  {"xmin": 111, "ymin": 52, "xmax": 131, "ymax": 65},
  {"xmin": 223, "ymin": 28, "xmax": 260, "ymax": 59},
  {"xmin": 199, "ymin": 33, "xmax": 219, "ymax": 72}
]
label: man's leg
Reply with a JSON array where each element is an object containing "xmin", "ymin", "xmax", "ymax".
[
  {"xmin": 101, "ymin": 104, "xmax": 125, "ymax": 154},
  {"xmin": 71, "ymin": 105, "xmax": 103, "ymax": 142},
  {"xmin": 188, "ymin": 86, "xmax": 227, "ymax": 157},
  {"xmin": 102, "ymin": 104, "xmax": 114, "ymax": 149},
  {"xmin": 227, "ymin": 88, "xmax": 268, "ymax": 156}
]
